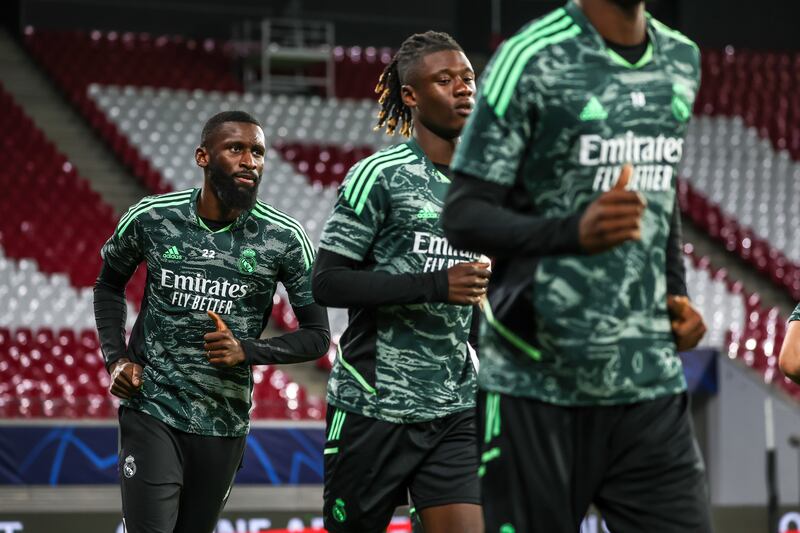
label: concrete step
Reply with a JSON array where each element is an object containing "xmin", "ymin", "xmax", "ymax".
[{"xmin": 0, "ymin": 29, "xmax": 147, "ymax": 215}]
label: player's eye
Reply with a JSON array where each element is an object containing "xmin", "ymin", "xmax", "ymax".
[{"xmin": 437, "ymin": 78, "xmax": 451, "ymax": 85}]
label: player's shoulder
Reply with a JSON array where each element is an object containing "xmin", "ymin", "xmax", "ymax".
[
  {"xmin": 480, "ymin": 6, "xmax": 581, "ymax": 114},
  {"xmin": 252, "ymin": 200, "xmax": 309, "ymax": 236},
  {"xmin": 116, "ymin": 188, "xmax": 194, "ymax": 234},
  {"xmin": 340, "ymin": 141, "xmax": 417, "ymax": 204},
  {"xmin": 498, "ymin": 6, "xmax": 583, "ymax": 63},
  {"xmin": 126, "ymin": 188, "xmax": 194, "ymax": 215},
  {"xmin": 649, "ymin": 16, "xmax": 700, "ymax": 60},
  {"xmin": 344, "ymin": 142, "xmax": 417, "ymax": 184},
  {"xmin": 252, "ymin": 201, "xmax": 315, "ymax": 266}
]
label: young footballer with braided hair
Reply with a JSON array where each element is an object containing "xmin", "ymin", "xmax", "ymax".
[{"xmin": 312, "ymin": 31, "xmax": 488, "ymax": 533}]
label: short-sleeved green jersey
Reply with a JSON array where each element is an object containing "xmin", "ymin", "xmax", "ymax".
[
  {"xmin": 101, "ymin": 188, "xmax": 315, "ymax": 436},
  {"xmin": 319, "ymin": 139, "xmax": 480, "ymax": 423},
  {"xmin": 790, "ymin": 304, "xmax": 800, "ymax": 322},
  {"xmin": 451, "ymin": 2, "xmax": 700, "ymax": 405}
]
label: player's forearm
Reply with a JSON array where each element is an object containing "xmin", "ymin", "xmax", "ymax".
[
  {"xmin": 240, "ymin": 303, "xmax": 331, "ymax": 364},
  {"xmin": 312, "ymin": 249, "xmax": 449, "ymax": 308},
  {"xmin": 665, "ymin": 194, "xmax": 688, "ymax": 297},
  {"xmin": 442, "ymin": 172, "xmax": 583, "ymax": 258},
  {"xmin": 93, "ymin": 262, "xmax": 132, "ymax": 371}
]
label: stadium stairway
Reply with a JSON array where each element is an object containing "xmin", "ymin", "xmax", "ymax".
[{"xmin": 0, "ymin": 29, "xmax": 145, "ymax": 213}]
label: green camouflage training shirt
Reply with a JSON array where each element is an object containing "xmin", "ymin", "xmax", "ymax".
[
  {"xmin": 451, "ymin": 1, "xmax": 700, "ymax": 405},
  {"xmin": 319, "ymin": 139, "xmax": 480, "ymax": 423},
  {"xmin": 101, "ymin": 188, "xmax": 315, "ymax": 436}
]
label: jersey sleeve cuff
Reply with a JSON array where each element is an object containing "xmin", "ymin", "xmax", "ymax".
[{"xmin": 317, "ymin": 243, "xmax": 367, "ymax": 263}]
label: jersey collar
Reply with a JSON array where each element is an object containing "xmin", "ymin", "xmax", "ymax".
[
  {"xmin": 190, "ymin": 187, "xmax": 254, "ymax": 233},
  {"xmin": 405, "ymin": 137, "xmax": 452, "ymax": 183},
  {"xmin": 564, "ymin": 0, "xmax": 658, "ymax": 69}
]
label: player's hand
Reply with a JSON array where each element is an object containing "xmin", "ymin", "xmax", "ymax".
[
  {"xmin": 447, "ymin": 261, "xmax": 491, "ymax": 306},
  {"xmin": 109, "ymin": 358, "xmax": 143, "ymax": 399},
  {"xmin": 203, "ymin": 311, "xmax": 246, "ymax": 367},
  {"xmin": 579, "ymin": 164, "xmax": 646, "ymax": 254},
  {"xmin": 667, "ymin": 295, "xmax": 707, "ymax": 352}
]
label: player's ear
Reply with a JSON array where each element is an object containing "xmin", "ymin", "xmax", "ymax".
[
  {"xmin": 401, "ymin": 84, "xmax": 417, "ymax": 109},
  {"xmin": 195, "ymin": 146, "xmax": 209, "ymax": 169}
]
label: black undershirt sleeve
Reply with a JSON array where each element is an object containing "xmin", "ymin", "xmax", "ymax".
[
  {"xmin": 312, "ymin": 248, "xmax": 450, "ymax": 307},
  {"xmin": 93, "ymin": 261, "xmax": 134, "ymax": 371},
  {"xmin": 240, "ymin": 303, "xmax": 331, "ymax": 365},
  {"xmin": 442, "ymin": 172, "xmax": 584, "ymax": 258},
  {"xmin": 665, "ymin": 194, "xmax": 688, "ymax": 297},
  {"xmin": 468, "ymin": 307, "xmax": 480, "ymax": 350}
]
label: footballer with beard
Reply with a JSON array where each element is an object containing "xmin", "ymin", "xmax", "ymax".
[
  {"xmin": 93, "ymin": 111, "xmax": 330, "ymax": 533},
  {"xmin": 442, "ymin": 0, "xmax": 711, "ymax": 531}
]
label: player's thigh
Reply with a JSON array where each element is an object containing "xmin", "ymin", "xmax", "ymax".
[
  {"xmin": 173, "ymin": 433, "xmax": 247, "ymax": 533},
  {"xmin": 323, "ymin": 406, "xmax": 411, "ymax": 533},
  {"xmin": 118, "ymin": 407, "xmax": 183, "ymax": 533},
  {"xmin": 596, "ymin": 393, "xmax": 712, "ymax": 533},
  {"xmin": 418, "ymin": 503, "xmax": 483, "ymax": 533},
  {"xmin": 478, "ymin": 391, "xmax": 580, "ymax": 533},
  {"xmin": 408, "ymin": 409, "xmax": 481, "ymax": 517}
]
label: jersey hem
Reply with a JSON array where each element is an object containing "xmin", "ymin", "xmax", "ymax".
[
  {"xmin": 120, "ymin": 403, "xmax": 250, "ymax": 437},
  {"xmin": 326, "ymin": 397, "xmax": 476, "ymax": 425},
  {"xmin": 476, "ymin": 382, "xmax": 687, "ymax": 407}
]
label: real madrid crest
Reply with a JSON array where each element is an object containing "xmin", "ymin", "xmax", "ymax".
[
  {"xmin": 238, "ymin": 248, "xmax": 257, "ymax": 275},
  {"xmin": 123, "ymin": 455, "xmax": 137, "ymax": 478}
]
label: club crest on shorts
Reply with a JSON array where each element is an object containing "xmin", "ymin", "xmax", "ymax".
[
  {"xmin": 238, "ymin": 248, "xmax": 257, "ymax": 274},
  {"xmin": 123, "ymin": 455, "xmax": 137, "ymax": 478},
  {"xmin": 332, "ymin": 498, "xmax": 347, "ymax": 522}
]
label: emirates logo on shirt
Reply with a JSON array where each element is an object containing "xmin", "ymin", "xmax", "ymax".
[
  {"xmin": 578, "ymin": 131, "xmax": 684, "ymax": 192},
  {"xmin": 411, "ymin": 232, "xmax": 480, "ymax": 272},
  {"xmin": 160, "ymin": 268, "xmax": 250, "ymax": 315}
]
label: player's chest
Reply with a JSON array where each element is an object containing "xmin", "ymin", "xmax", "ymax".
[
  {"xmin": 384, "ymin": 170, "xmax": 450, "ymax": 237},
  {"xmin": 142, "ymin": 225, "xmax": 281, "ymax": 293},
  {"xmin": 540, "ymin": 60, "xmax": 698, "ymax": 137}
]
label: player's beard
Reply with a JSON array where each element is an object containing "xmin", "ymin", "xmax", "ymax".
[{"xmin": 207, "ymin": 160, "xmax": 260, "ymax": 214}]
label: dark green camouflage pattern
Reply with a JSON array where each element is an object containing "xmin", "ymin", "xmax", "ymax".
[
  {"xmin": 452, "ymin": 2, "xmax": 700, "ymax": 405},
  {"xmin": 101, "ymin": 188, "xmax": 315, "ymax": 436},
  {"xmin": 320, "ymin": 139, "xmax": 479, "ymax": 423}
]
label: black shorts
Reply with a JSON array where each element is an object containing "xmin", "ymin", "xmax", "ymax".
[
  {"xmin": 478, "ymin": 391, "xmax": 712, "ymax": 533},
  {"xmin": 323, "ymin": 406, "xmax": 481, "ymax": 533},
  {"xmin": 118, "ymin": 406, "xmax": 247, "ymax": 533}
]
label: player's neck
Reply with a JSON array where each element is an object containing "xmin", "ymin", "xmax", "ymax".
[
  {"xmin": 576, "ymin": 0, "xmax": 647, "ymax": 46},
  {"xmin": 197, "ymin": 185, "xmax": 242, "ymax": 222},
  {"xmin": 413, "ymin": 125, "xmax": 458, "ymax": 167}
]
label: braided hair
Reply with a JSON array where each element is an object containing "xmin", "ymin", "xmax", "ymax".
[{"xmin": 374, "ymin": 31, "xmax": 463, "ymax": 137}]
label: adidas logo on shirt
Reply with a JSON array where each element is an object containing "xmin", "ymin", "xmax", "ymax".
[
  {"xmin": 579, "ymin": 96, "xmax": 608, "ymax": 121},
  {"xmin": 162, "ymin": 245, "xmax": 183, "ymax": 261}
]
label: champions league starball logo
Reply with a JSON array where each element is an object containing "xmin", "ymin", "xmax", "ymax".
[{"xmin": 123, "ymin": 455, "xmax": 137, "ymax": 478}]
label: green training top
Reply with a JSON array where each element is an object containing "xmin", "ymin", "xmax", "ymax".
[
  {"xmin": 451, "ymin": 1, "xmax": 701, "ymax": 405},
  {"xmin": 319, "ymin": 139, "xmax": 480, "ymax": 423},
  {"xmin": 101, "ymin": 188, "xmax": 315, "ymax": 436}
]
